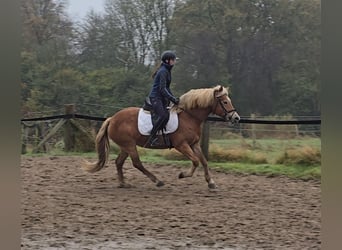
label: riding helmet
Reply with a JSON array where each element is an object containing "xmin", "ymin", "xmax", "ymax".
[{"xmin": 161, "ymin": 50, "xmax": 177, "ymax": 63}]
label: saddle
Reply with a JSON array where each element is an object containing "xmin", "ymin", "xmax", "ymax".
[
  {"xmin": 138, "ymin": 98, "xmax": 178, "ymax": 148},
  {"xmin": 142, "ymin": 97, "xmax": 153, "ymax": 112}
]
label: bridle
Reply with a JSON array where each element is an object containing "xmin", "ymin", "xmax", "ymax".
[{"xmin": 213, "ymin": 94, "xmax": 237, "ymax": 121}]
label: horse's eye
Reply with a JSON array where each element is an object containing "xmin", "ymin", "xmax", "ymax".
[{"xmin": 223, "ymin": 101, "xmax": 228, "ymax": 104}]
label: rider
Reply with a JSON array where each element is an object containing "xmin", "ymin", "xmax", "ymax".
[{"xmin": 146, "ymin": 50, "xmax": 180, "ymax": 146}]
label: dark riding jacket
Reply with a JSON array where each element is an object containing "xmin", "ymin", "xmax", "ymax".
[{"xmin": 148, "ymin": 62, "xmax": 178, "ymax": 105}]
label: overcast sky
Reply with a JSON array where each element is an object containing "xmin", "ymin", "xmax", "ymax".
[{"xmin": 67, "ymin": 0, "xmax": 105, "ymax": 21}]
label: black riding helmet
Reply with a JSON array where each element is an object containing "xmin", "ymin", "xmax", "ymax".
[{"xmin": 161, "ymin": 50, "xmax": 177, "ymax": 64}]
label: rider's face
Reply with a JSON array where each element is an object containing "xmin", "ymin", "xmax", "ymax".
[{"xmin": 169, "ymin": 58, "xmax": 176, "ymax": 65}]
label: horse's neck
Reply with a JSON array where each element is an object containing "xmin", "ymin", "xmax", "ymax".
[{"xmin": 185, "ymin": 107, "xmax": 212, "ymax": 122}]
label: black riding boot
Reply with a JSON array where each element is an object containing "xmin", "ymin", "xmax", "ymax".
[
  {"xmin": 148, "ymin": 131, "xmax": 159, "ymax": 146},
  {"xmin": 145, "ymin": 117, "xmax": 166, "ymax": 147}
]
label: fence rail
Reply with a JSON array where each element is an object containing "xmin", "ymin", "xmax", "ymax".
[
  {"xmin": 21, "ymin": 113, "xmax": 321, "ymax": 125},
  {"xmin": 21, "ymin": 104, "xmax": 321, "ymax": 157}
]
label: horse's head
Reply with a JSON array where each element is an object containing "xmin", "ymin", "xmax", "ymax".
[{"xmin": 213, "ymin": 85, "xmax": 240, "ymax": 124}]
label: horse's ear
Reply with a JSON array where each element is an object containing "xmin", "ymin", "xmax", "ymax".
[
  {"xmin": 214, "ymin": 85, "xmax": 223, "ymax": 93},
  {"xmin": 214, "ymin": 85, "xmax": 223, "ymax": 97}
]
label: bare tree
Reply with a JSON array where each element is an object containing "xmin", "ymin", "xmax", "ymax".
[
  {"xmin": 21, "ymin": 0, "xmax": 72, "ymax": 48},
  {"xmin": 103, "ymin": 0, "xmax": 175, "ymax": 66}
]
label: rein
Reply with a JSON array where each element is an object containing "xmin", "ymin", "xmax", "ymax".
[{"xmin": 176, "ymin": 106, "xmax": 203, "ymax": 123}]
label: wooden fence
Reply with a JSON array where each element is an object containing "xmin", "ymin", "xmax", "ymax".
[{"xmin": 21, "ymin": 104, "xmax": 321, "ymax": 159}]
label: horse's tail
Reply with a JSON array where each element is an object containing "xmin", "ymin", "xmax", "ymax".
[{"xmin": 82, "ymin": 118, "xmax": 111, "ymax": 173}]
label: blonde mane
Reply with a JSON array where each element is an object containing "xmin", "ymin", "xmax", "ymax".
[{"xmin": 173, "ymin": 85, "xmax": 229, "ymax": 112}]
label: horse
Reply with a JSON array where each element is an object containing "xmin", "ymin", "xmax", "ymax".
[{"xmin": 82, "ymin": 85, "xmax": 240, "ymax": 189}]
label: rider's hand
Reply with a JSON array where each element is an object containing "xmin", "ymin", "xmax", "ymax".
[{"xmin": 173, "ymin": 97, "xmax": 180, "ymax": 105}]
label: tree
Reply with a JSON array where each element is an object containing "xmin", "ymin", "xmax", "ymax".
[
  {"xmin": 168, "ymin": 0, "xmax": 320, "ymax": 116},
  {"xmin": 21, "ymin": 0, "xmax": 73, "ymax": 64},
  {"xmin": 20, "ymin": 0, "xmax": 320, "ymax": 118},
  {"xmin": 102, "ymin": 0, "xmax": 176, "ymax": 66},
  {"xmin": 20, "ymin": 0, "xmax": 78, "ymax": 115},
  {"xmin": 271, "ymin": 0, "xmax": 321, "ymax": 116},
  {"xmin": 76, "ymin": 11, "xmax": 120, "ymax": 70}
]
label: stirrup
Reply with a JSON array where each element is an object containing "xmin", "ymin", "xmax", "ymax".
[
  {"xmin": 144, "ymin": 134, "xmax": 158, "ymax": 147},
  {"xmin": 149, "ymin": 136, "xmax": 160, "ymax": 146},
  {"xmin": 162, "ymin": 132, "xmax": 172, "ymax": 149}
]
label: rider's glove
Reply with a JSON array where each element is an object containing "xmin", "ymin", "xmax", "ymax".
[{"xmin": 172, "ymin": 97, "xmax": 180, "ymax": 105}]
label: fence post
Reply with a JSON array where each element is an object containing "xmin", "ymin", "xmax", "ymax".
[
  {"xmin": 200, "ymin": 121, "xmax": 210, "ymax": 160},
  {"xmin": 21, "ymin": 125, "xmax": 27, "ymax": 154},
  {"xmin": 251, "ymin": 113, "xmax": 256, "ymax": 148},
  {"xmin": 64, "ymin": 104, "xmax": 76, "ymax": 151},
  {"xmin": 295, "ymin": 124, "xmax": 299, "ymax": 137}
]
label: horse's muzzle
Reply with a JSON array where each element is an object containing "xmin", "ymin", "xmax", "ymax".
[{"xmin": 228, "ymin": 112, "xmax": 240, "ymax": 124}]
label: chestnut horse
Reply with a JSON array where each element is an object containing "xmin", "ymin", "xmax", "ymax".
[{"xmin": 83, "ymin": 85, "xmax": 240, "ymax": 189}]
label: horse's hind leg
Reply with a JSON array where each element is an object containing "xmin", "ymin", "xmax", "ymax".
[
  {"xmin": 115, "ymin": 150, "xmax": 129, "ymax": 188},
  {"xmin": 127, "ymin": 146, "xmax": 164, "ymax": 187}
]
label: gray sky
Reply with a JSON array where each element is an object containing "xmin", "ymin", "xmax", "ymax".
[{"xmin": 67, "ymin": 0, "xmax": 105, "ymax": 21}]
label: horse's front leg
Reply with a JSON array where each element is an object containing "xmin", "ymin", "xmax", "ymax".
[
  {"xmin": 176, "ymin": 143, "xmax": 217, "ymax": 189},
  {"xmin": 192, "ymin": 143, "xmax": 217, "ymax": 189}
]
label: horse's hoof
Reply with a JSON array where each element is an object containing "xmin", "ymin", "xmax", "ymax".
[
  {"xmin": 178, "ymin": 172, "xmax": 185, "ymax": 179},
  {"xmin": 118, "ymin": 183, "xmax": 133, "ymax": 188},
  {"xmin": 156, "ymin": 181, "xmax": 164, "ymax": 187},
  {"xmin": 208, "ymin": 183, "xmax": 217, "ymax": 189}
]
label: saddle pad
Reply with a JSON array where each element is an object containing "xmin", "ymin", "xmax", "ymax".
[{"xmin": 138, "ymin": 108, "xmax": 178, "ymax": 136}]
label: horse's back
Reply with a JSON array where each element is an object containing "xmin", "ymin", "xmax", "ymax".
[{"xmin": 112, "ymin": 107, "xmax": 140, "ymax": 118}]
